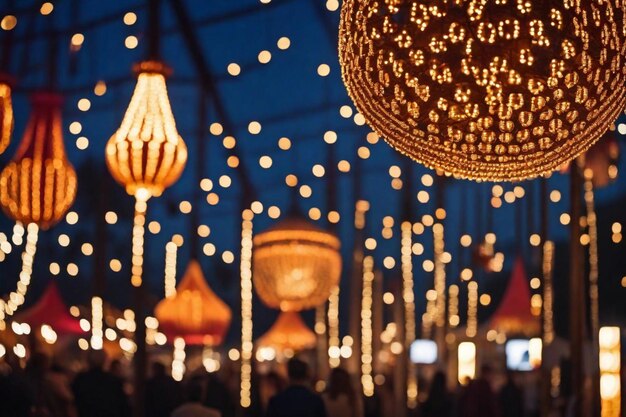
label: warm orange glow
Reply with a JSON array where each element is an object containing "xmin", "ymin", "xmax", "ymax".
[
  {"xmin": 0, "ymin": 77, "xmax": 13, "ymax": 155},
  {"xmin": 155, "ymin": 260, "xmax": 232, "ymax": 346},
  {"xmin": 0, "ymin": 92, "xmax": 76, "ymax": 229},
  {"xmin": 253, "ymin": 217, "xmax": 342, "ymax": 312},
  {"xmin": 257, "ymin": 311, "xmax": 316, "ymax": 353},
  {"xmin": 105, "ymin": 61, "xmax": 187, "ymax": 198}
]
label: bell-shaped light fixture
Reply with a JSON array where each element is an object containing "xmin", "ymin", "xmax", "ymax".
[
  {"xmin": 0, "ymin": 92, "xmax": 76, "ymax": 229},
  {"xmin": 105, "ymin": 60, "xmax": 187, "ymax": 288},
  {"xmin": 253, "ymin": 217, "xmax": 341, "ymax": 312},
  {"xmin": 105, "ymin": 60, "xmax": 187, "ymax": 199},
  {"xmin": 0, "ymin": 74, "xmax": 13, "ymax": 155},
  {"xmin": 155, "ymin": 260, "xmax": 232, "ymax": 346},
  {"xmin": 339, "ymin": 1, "xmax": 626, "ymax": 181},
  {"xmin": 257, "ymin": 311, "xmax": 316, "ymax": 354}
]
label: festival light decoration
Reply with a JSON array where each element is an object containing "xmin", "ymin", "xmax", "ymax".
[
  {"xmin": 252, "ymin": 216, "xmax": 341, "ymax": 312},
  {"xmin": 240, "ymin": 209, "xmax": 254, "ymax": 409},
  {"xmin": 339, "ymin": 0, "xmax": 626, "ymax": 181},
  {"xmin": 542, "ymin": 241, "xmax": 555, "ymax": 345},
  {"xmin": 458, "ymin": 341, "xmax": 476, "ymax": 384},
  {"xmin": 433, "ymin": 223, "xmax": 446, "ymax": 345},
  {"xmin": 0, "ymin": 75, "xmax": 13, "ymax": 154},
  {"xmin": 327, "ymin": 285, "xmax": 340, "ymax": 368},
  {"xmin": 155, "ymin": 260, "xmax": 231, "ymax": 346},
  {"xmin": 466, "ymin": 281, "xmax": 478, "ymax": 338},
  {"xmin": 163, "ymin": 240, "xmax": 178, "ymax": 298},
  {"xmin": 360, "ymin": 255, "xmax": 374, "ymax": 397},
  {"xmin": 584, "ymin": 168, "xmax": 600, "ymax": 359},
  {"xmin": 401, "ymin": 221, "xmax": 417, "ymax": 407},
  {"xmin": 257, "ymin": 311, "xmax": 316, "ymax": 354},
  {"xmin": 105, "ymin": 60, "xmax": 187, "ymax": 288},
  {"xmin": 599, "ymin": 327, "xmax": 621, "ymax": 417}
]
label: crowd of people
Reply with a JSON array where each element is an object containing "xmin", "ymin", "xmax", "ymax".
[{"xmin": 0, "ymin": 349, "xmax": 545, "ymax": 417}]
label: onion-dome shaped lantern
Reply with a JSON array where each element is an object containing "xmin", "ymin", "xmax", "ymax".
[
  {"xmin": 253, "ymin": 217, "xmax": 341, "ymax": 312},
  {"xmin": 155, "ymin": 260, "xmax": 231, "ymax": 346},
  {"xmin": 105, "ymin": 60, "xmax": 187, "ymax": 199},
  {"xmin": 257, "ymin": 311, "xmax": 316, "ymax": 353},
  {"xmin": 339, "ymin": 0, "xmax": 626, "ymax": 181},
  {"xmin": 0, "ymin": 92, "xmax": 76, "ymax": 229},
  {"xmin": 0, "ymin": 74, "xmax": 14, "ymax": 155}
]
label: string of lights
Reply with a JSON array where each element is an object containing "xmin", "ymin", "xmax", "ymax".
[
  {"xmin": 360, "ymin": 255, "xmax": 374, "ymax": 397},
  {"xmin": 1, "ymin": 223, "xmax": 38, "ymax": 317},
  {"xmin": 240, "ymin": 209, "xmax": 254, "ymax": 409},
  {"xmin": 401, "ymin": 221, "xmax": 417, "ymax": 407},
  {"xmin": 542, "ymin": 240, "xmax": 555, "ymax": 345},
  {"xmin": 466, "ymin": 281, "xmax": 478, "ymax": 338},
  {"xmin": 164, "ymin": 240, "xmax": 178, "ymax": 298},
  {"xmin": 583, "ymin": 170, "xmax": 600, "ymax": 346},
  {"xmin": 327, "ymin": 285, "xmax": 340, "ymax": 368},
  {"xmin": 90, "ymin": 296, "xmax": 103, "ymax": 350}
]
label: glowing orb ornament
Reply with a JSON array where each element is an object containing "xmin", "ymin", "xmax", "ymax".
[
  {"xmin": 339, "ymin": 0, "xmax": 626, "ymax": 181},
  {"xmin": 0, "ymin": 92, "xmax": 76, "ymax": 229},
  {"xmin": 253, "ymin": 217, "xmax": 341, "ymax": 312}
]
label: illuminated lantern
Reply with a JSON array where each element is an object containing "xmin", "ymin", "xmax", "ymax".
[
  {"xmin": 257, "ymin": 311, "xmax": 316, "ymax": 353},
  {"xmin": 155, "ymin": 260, "xmax": 231, "ymax": 346},
  {"xmin": 339, "ymin": 1, "xmax": 626, "ymax": 181},
  {"xmin": 0, "ymin": 74, "xmax": 13, "ymax": 155},
  {"xmin": 105, "ymin": 61, "xmax": 187, "ymax": 198},
  {"xmin": 0, "ymin": 92, "xmax": 76, "ymax": 229},
  {"xmin": 253, "ymin": 217, "xmax": 341, "ymax": 312},
  {"xmin": 105, "ymin": 60, "xmax": 187, "ymax": 287}
]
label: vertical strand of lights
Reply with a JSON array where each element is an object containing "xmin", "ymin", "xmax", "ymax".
[
  {"xmin": 315, "ymin": 304, "xmax": 328, "ymax": 374},
  {"xmin": 164, "ymin": 240, "xmax": 178, "ymax": 298},
  {"xmin": 327, "ymin": 285, "xmax": 340, "ymax": 368},
  {"xmin": 542, "ymin": 241, "xmax": 555, "ymax": 345},
  {"xmin": 401, "ymin": 221, "xmax": 417, "ymax": 408},
  {"xmin": 583, "ymin": 171, "xmax": 600, "ymax": 351},
  {"xmin": 2, "ymin": 223, "xmax": 38, "ymax": 317},
  {"xmin": 90, "ymin": 297, "xmax": 103, "ymax": 350},
  {"xmin": 599, "ymin": 327, "xmax": 621, "ymax": 417},
  {"xmin": 240, "ymin": 209, "xmax": 254, "ymax": 408},
  {"xmin": 171, "ymin": 337, "xmax": 186, "ymax": 382},
  {"xmin": 466, "ymin": 281, "xmax": 478, "ymax": 338},
  {"xmin": 360, "ymin": 255, "xmax": 374, "ymax": 397},
  {"xmin": 432, "ymin": 223, "xmax": 446, "ymax": 348},
  {"xmin": 422, "ymin": 296, "xmax": 435, "ymax": 339},
  {"xmin": 448, "ymin": 285, "xmax": 459, "ymax": 329},
  {"xmin": 131, "ymin": 194, "xmax": 148, "ymax": 288}
]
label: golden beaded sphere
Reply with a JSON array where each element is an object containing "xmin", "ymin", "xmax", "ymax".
[
  {"xmin": 253, "ymin": 217, "xmax": 342, "ymax": 312},
  {"xmin": 339, "ymin": 0, "xmax": 626, "ymax": 181}
]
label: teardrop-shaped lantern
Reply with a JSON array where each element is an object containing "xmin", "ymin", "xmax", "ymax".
[
  {"xmin": 253, "ymin": 217, "xmax": 342, "ymax": 312},
  {"xmin": 105, "ymin": 60, "xmax": 187, "ymax": 199},
  {"xmin": 0, "ymin": 74, "xmax": 14, "ymax": 155},
  {"xmin": 257, "ymin": 311, "xmax": 316, "ymax": 353},
  {"xmin": 0, "ymin": 92, "xmax": 76, "ymax": 229},
  {"xmin": 155, "ymin": 260, "xmax": 231, "ymax": 346}
]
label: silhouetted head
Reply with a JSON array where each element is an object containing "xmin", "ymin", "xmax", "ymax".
[
  {"xmin": 87, "ymin": 349, "xmax": 107, "ymax": 370},
  {"xmin": 287, "ymin": 358, "xmax": 309, "ymax": 384},
  {"xmin": 186, "ymin": 378, "xmax": 205, "ymax": 402}
]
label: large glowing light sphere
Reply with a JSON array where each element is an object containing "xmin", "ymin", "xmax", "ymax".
[
  {"xmin": 339, "ymin": 0, "xmax": 626, "ymax": 181},
  {"xmin": 0, "ymin": 92, "xmax": 76, "ymax": 229},
  {"xmin": 253, "ymin": 217, "xmax": 341, "ymax": 312}
]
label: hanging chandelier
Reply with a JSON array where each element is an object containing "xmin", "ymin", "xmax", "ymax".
[
  {"xmin": 339, "ymin": 0, "xmax": 626, "ymax": 181},
  {"xmin": 105, "ymin": 60, "xmax": 187, "ymax": 199},
  {"xmin": 253, "ymin": 217, "xmax": 342, "ymax": 312},
  {"xmin": 0, "ymin": 92, "xmax": 76, "ymax": 229},
  {"xmin": 105, "ymin": 60, "xmax": 187, "ymax": 288},
  {"xmin": 0, "ymin": 74, "xmax": 13, "ymax": 155}
]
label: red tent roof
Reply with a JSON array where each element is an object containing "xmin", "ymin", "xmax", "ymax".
[
  {"xmin": 14, "ymin": 281, "xmax": 84, "ymax": 335},
  {"xmin": 489, "ymin": 256, "xmax": 540, "ymax": 336}
]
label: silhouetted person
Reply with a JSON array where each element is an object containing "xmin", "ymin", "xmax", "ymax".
[
  {"xmin": 171, "ymin": 377, "xmax": 220, "ymax": 417},
  {"xmin": 72, "ymin": 350, "xmax": 130, "ymax": 417},
  {"xmin": 421, "ymin": 371, "xmax": 453, "ymax": 417},
  {"xmin": 265, "ymin": 358, "xmax": 327, "ymax": 417},
  {"xmin": 202, "ymin": 372, "xmax": 235, "ymax": 417},
  {"xmin": 145, "ymin": 362, "xmax": 182, "ymax": 417},
  {"xmin": 260, "ymin": 371, "xmax": 287, "ymax": 413},
  {"xmin": 0, "ymin": 354, "xmax": 33, "ymax": 417},
  {"xmin": 498, "ymin": 372, "xmax": 523, "ymax": 417},
  {"xmin": 323, "ymin": 368, "xmax": 363, "ymax": 417},
  {"xmin": 458, "ymin": 365, "xmax": 498, "ymax": 417},
  {"xmin": 25, "ymin": 352, "xmax": 76, "ymax": 417}
]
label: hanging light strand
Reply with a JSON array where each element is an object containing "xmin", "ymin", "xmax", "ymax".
[
  {"xmin": 164, "ymin": 240, "xmax": 178, "ymax": 298},
  {"xmin": 90, "ymin": 296, "xmax": 104, "ymax": 350},
  {"xmin": 433, "ymin": 223, "xmax": 446, "ymax": 340},
  {"xmin": 401, "ymin": 221, "xmax": 417, "ymax": 407},
  {"xmin": 240, "ymin": 209, "xmax": 254, "ymax": 408},
  {"xmin": 327, "ymin": 285, "xmax": 340, "ymax": 368},
  {"xmin": 466, "ymin": 281, "xmax": 478, "ymax": 338},
  {"xmin": 130, "ymin": 195, "xmax": 148, "ymax": 288},
  {"xmin": 583, "ymin": 170, "xmax": 600, "ymax": 348},
  {"xmin": 1, "ymin": 223, "xmax": 38, "ymax": 318},
  {"xmin": 360, "ymin": 255, "xmax": 374, "ymax": 397},
  {"xmin": 542, "ymin": 241, "xmax": 555, "ymax": 345}
]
